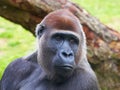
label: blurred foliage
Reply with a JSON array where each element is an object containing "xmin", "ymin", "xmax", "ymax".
[{"xmin": 72, "ymin": 0, "xmax": 120, "ymax": 31}]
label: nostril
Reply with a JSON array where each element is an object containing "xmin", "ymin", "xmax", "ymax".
[
  {"xmin": 61, "ymin": 51, "xmax": 73, "ymax": 57},
  {"xmin": 68, "ymin": 53, "xmax": 73, "ymax": 57},
  {"xmin": 62, "ymin": 52, "xmax": 68, "ymax": 57}
]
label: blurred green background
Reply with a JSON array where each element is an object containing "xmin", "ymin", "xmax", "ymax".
[{"xmin": 0, "ymin": 0, "xmax": 120, "ymax": 78}]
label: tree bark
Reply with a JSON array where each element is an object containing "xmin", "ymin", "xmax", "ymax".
[{"xmin": 0, "ymin": 0, "xmax": 120, "ymax": 89}]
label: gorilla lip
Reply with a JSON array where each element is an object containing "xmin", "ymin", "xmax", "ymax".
[{"xmin": 55, "ymin": 64, "xmax": 74, "ymax": 70}]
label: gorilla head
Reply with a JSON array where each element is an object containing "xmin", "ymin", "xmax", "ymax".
[{"xmin": 36, "ymin": 9, "xmax": 88, "ymax": 82}]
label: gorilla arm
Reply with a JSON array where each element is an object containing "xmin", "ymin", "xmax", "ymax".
[{"xmin": 0, "ymin": 57, "xmax": 40, "ymax": 90}]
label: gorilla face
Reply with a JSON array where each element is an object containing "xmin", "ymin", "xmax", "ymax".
[{"xmin": 36, "ymin": 9, "xmax": 86, "ymax": 81}]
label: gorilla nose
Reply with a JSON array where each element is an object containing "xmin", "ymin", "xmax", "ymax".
[
  {"xmin": 60, "ymin": 49, "xmax": 74, "ymax": 59},
  {"xmin": 62, "ymin": 51, "xmax": 73, "ymax": 57}
]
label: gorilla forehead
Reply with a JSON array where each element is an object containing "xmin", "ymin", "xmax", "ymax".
[{"xmin": 40, "ymin": 9, "xmax": 82, "ymax": 32}]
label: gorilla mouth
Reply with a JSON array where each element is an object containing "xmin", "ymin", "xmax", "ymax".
[{"xmin": 55, "ymin": 64, "xmax": 74, "ymax": 71}]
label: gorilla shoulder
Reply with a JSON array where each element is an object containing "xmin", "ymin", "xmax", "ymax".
[{"xmin": 0, "ymin": 55, "xmax": 41, "ymax": 90}]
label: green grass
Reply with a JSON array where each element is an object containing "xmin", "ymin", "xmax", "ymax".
[
  {"xmin": 0, "ymin": 0, "xmax": 120, "ymax": 79},
  {"xmin": 0, "ymin": 17, "xmax": 35, "ymax": 78}
]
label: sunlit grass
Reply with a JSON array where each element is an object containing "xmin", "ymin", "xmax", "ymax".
[{"xmin": 0, "ymin": 17, "xmax": 35, "ymax": 78}]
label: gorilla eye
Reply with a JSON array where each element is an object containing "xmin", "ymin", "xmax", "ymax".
[
  {"xmin": 55, "ymin": 36, "xmax": 63, "ymax": 42},
  {"xmin": 51, "ymin": 34, "xmax": 64, "ymax": 47},
  {"xmin": 70, "ymin": 39, "xmax": 75, "ymax": 44},
  {"xmin": 69, "ymin": 38, "xmax": 78, "ymax": 45}
]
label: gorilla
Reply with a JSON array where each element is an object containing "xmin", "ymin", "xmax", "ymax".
[{"xmin": 0, "ymin": 9, "xmax": 100, "ymax": 90}]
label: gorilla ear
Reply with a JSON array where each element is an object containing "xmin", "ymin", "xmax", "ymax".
[{"xmin": 35, "ymin": 24, "xmax": 45, "ymax": 38}]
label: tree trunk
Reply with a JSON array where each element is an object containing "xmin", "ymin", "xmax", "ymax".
[{"xmin": 0, "ymin": 0, "xmax": 120, "ymax": 89}]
